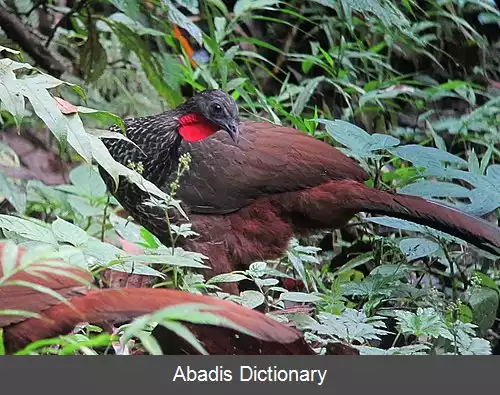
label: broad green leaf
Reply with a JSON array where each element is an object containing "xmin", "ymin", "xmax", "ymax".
[
  {"xmin": 320, "ymin": 119, "xmax": 399, "ymax": 157},
  {"xmin": 207, "ymin": 273, "xmax": 248, "ymax": 284},
  {"xmin": 52, "ymin": 218, "xmax": 89, "ymax": 246},
  {"xmin": 69, "ymin": 165, "xmax": 107, "ymax": 198},
  {"xmin": 77, "ymin": 106, "xmax": 125, "ymax": 131},
  {"xmin": 399, "ymin": 238, "xmax": 441, "ymax": 261},
  {"xmin": 234, "ymin": 0, "xmax": 280, "ymax": 16},
  {"xmin": 366, "ymin": 216, "xmax": 465, "ymax": 246},
  {"xmin": 239, "ymin": 290, "xmax": 265, "ymax": 309},
  {"xmin": 400, "ymin": 181, "xmax": 471, "ymax": 199},
  {"xmin": 280, "ymin": 292, "xmax": 323, "ymax": 303},
  {"xmin": 0, "ymin": 172, "xmax": 26, "ymax": 213},
  {"xmin": 0, "ymin": 215, "xmax": 56, "ymax": 245},
  {"xmin": 119, "ymin": 253, "xmax": 210, "ymax": 269},
  {"xmin": 468, "ymin": 287, "xmax": 499, "ymax": 335},
  {"xmin": 0, "ymin": 240, "xmax": 19, "ymax": 278},
  {"xmin": 391, "ymin": 145, "xmax": 467, "ymax": 174},
  {"xmin": 174, "ymin": 0, "xmax": 200, "ymax": 14},
  {"xmin": 108, "ymin": 0, "xmax": 140, "ymax": 19},
  {"xmin": 0, "ymin": 59, "xmax": 25, "ymax": 119}
]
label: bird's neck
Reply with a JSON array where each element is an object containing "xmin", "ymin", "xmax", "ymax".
[{"xmin": 178, "ymin": 113, "xmax": 219, "ymax": 142}]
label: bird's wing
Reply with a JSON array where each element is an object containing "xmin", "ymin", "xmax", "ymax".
[
  {"xmin": 0, "ymin": 243, "xmax": 93, "ymax": 327},
  {"xmin": 173, "ymin": 121, "xmax": 369, "ymax": 214}
]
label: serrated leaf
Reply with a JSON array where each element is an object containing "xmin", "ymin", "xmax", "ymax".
[
  {"xmin": 307, "ymin": 309, "xmax": 389, "ymax": 343},
  {"xmin": 395, "ymin": 307, "xmax": 453, "ymax": 340}
]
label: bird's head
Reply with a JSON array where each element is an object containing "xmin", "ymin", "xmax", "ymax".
[{"xmin": 177, "ymin": 89, "xmax": 240, "ymax": 144}]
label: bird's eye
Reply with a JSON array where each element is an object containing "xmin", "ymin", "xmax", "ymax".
[{"xmin": 211, "ymin": 103, "xmax": 223, "ymax": 115}]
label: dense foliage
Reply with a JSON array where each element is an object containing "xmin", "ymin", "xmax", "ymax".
[{"xmin": 0, "ymin": 0, "xmax": 499, "ymax": 355}]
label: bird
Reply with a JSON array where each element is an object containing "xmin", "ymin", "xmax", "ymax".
[
  {"xmin": 0, "ymin": 241, "xmax": 314, "ymax": 355},
  {"xmin": 161, "ymin": 122, "xmax": 500, "ymax": 282},
  {"xmin": 99, "ymin": 91, "xmax": 500, "ymax": 294},
  {"xmin": 98, "ymin": 89, "xmax": 240, "ymax": 248}
]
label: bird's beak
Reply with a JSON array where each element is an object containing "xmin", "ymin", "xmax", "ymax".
[{"xmin": 224, "ymin": 120, "xmax": 240, "ymax": 144}]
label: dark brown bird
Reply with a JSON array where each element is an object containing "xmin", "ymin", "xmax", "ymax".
[
  {"xmin": 100, "ymin": 92, "xmax": 500, "ymax": 294},
  {"xmin": 0, "ymin": 242, "xmax": 313, "ymax": 355}
]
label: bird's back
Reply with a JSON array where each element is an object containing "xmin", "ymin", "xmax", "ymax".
[{"xmin": 173, "ymin": 121, "xmax": 369, "ymax": 214}]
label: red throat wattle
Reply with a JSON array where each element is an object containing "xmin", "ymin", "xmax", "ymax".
[{"xmin": 179, "ymin": 113, "xmax": 220, "ymax": 142}]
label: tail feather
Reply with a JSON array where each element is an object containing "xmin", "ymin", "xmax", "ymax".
[
  {"xmin": 3, "ymin": 288, "xmax": 311, "ymax": 354},
  {"xmin": 337, "ymin": 181, "xmax": 500, "ymax": 255}
]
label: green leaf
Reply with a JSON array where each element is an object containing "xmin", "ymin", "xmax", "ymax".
[
  {"xmin": 359, "ymin": 84, "xmax": 416, "ymax": 107},
  {"xmin": 307, "ymin": 309, "xmax": 389, "ymax": 343},
  {"xmin": 366, "ymin": 216, "xmax": 465, "ymax": 246},
  {"xmin": 370, "ymin": 264, "xmax": 418, "ymax": 278},
  {"xmin": 174, "ymin": 0, "xmax": 200, "ymax": 14},
  {"xmin": 79, "ymin": 18, "xmax": 107, "ymax": 82},
  {"xmin": 280, "ymin": 292, "xmax": 323, "ymax": 303},
  {"xmin": 51, "ymin": 218, "xmax": 89, "ymax": 246},
  {"xmin": 400, "ymin": 181, "xmax": 471, "ymax": 199},
  {"xmin": 468, "ymin": 287, "xmax": 499, "ymax": 335},
  {"xmin": 0, "ymin": 172, "xmax": 26, "ymax": 213},
  {"xmin": 291, "ymin": 77, "xmax": 324, "ymax": 115},
  {"xmin": 69, "ymin": 165, "xmax": 107, "ymax": 198},
  {"xmin": 0, "ymin": 215, "xmax": 57, "ymax": 245},
  {"xmin": 0, "ymin": 59, "xmax": 25, "ymax": 120},
  {"xmin": 108, "ymin": 0, "xmax": 140, "ymax": 19},
  {"xmin": 319, "ymin": 119, "xmax": 399, "ymax": 157},
  {"xmin": 391, "ymin": 144, "xmax": 467, "ymax": 174},
  {"xmin": 239, "ymin": 290, "xmax": 265, "ymax": 309},
  {"xmin": 207, "ymin": 273, "xmax": 248, "ymax": 284},
  {"xmin": 395, "ymin": 307, "xmax": 453, "ymax": 340},
  {"xmin": 77, "ymin": 106, "xmax": 125, "ymax": 131},
  {"xmin": 399, "ymin": 238, "xmax": 441, "ymax": 261},
  {"xmin": 248, "ymin": 261, "xmax": 267, "ymax": 278},
  {"xmin": 119, "ymin": 253, "xmax": 210, "ymax": 269},
  {"xmin": 0, "ymin": 240, "xmax": 20, "ymax": 278},
  {"xmin": 234, "ymin": 0, "xmax": 280, "ymax": 16},
  {"xmin": 472, "ymin": 271, "xmax": 499, "ymax": 292}
]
